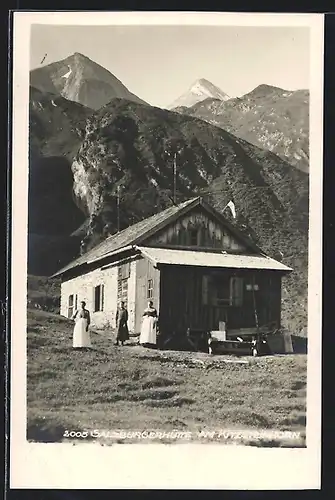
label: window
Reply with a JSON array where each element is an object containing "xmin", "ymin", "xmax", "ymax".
[
  {"xmin": 147, "ymin": 279, "xmax": 153, "ymax": 299},
  {"xmin": 118, "ymin": 262, "xmax": 130, "ymax": 280},
  {"xmin": 213, "ymin": 276, "xmax": 244, "ymax": 307},
  {"xmin": 121, "ymin": 279, "xmax": 128, "ymax": 295},
  {"xmin": 117, "ymin": 279, "xmax": 128, "ymax": 305},
  {"xmin": 68, "ymin": 294, "xmax": 74, "ymax": 318},
  {"xmin": 216, "ymin": 278, "xmax": 231, "ymax": 306},
  {"xmin": 246, "ymin": 283, "xmax": 259, "ymax": 291},
  {"xmin": 94, "ymin": 284, "xmax": 104, "ymax": 312}
]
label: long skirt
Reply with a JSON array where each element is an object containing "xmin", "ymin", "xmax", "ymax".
[
  {"xmin": 139, "ymin": 316, "xmax": 157, "ymax": 345},
  {"xmin": 116, "ymin": 324, "xmax": 129, "ymax": 342},
  {"xmin": 73, "ymin": 318, "xmax": 91, "ymax": 348}
]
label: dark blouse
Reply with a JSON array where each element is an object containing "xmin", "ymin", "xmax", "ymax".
[
  {"xmin": 143, "ymin": 307, "xmax": 157, "ymax": 318},
  {"xmin": 73, "ymin": 308, "xmax": 90, "ymax": 324}
]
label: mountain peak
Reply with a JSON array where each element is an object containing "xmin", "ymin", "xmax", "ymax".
[
  {"xmin": 167, "ymin": 78, "xmax": 230, "ymax": 110},
  {"xmin": 193, "ymin": 78, "xmax": 213, "ymax": 86},
  {"xmin": 244, "ymin": 84, "xmax": 287, "ymax": 99},
  {"xmin": 30, "ymin": 53, "xmax": 147, "ymax": 110},
  {"xmin": 68, "ymin": 52, "xmax": 95, "ymax": 64}
]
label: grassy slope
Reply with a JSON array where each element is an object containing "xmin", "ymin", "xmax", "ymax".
[
  {"xmin": 27, "ymin": 309, "xmax": 306, "ymax": 446},
  {"xmin": 27, "ymin": 275, "xmax": 61, "ymax": 313}
]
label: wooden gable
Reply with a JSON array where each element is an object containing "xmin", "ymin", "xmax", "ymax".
[{"xmin": 143, "ymin": 206, "xmax": 248, "ymax": 252}]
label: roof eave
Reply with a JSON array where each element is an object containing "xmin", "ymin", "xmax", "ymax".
[
  {"xmin": 51, "ymin": 198, "xmax": 201, "ymax": 278},
  {"xmin": 86, "ymin": 245, "xmax": 135, "ymax": 265},
  {"xmin": 280, "ymin": 268, "xmax": 293, "ymax": 274},
  {"xmin": 136, "ymin": 246, "xmax": 294, "ymax": 272},
  {"xmin": 51, "ymin": 244, "xmax": 137, "ymax": 279}
]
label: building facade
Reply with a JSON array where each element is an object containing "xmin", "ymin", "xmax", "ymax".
[{"xmin": 54, "ymin": 197, "xmax": 292, "ymax": 337}]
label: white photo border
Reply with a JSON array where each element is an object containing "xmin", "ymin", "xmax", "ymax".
[{"xmin": 10, "ymin": 11, "xmax": 323, "ymax": 490}]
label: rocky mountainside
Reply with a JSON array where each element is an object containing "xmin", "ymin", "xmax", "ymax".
[
  {"xmin": 29, "ymin": 93, "xmax": 309, "ymax": 334},
  {"xmin": 167, "ymin": 78, "xmax": 230, "ymax": 110},
  {"xmin": 29, "ymin": 85, "xmax": 90, "ymax": 157},
  {"xmin": 171, "ymin": 84, "xmax": 309, "ymax": 173},
  {"xmin": 28, "ymin": 86, "xmax": 89, "ymax": 275},
  {"xmin": 30, "ymin": 52, "xmax": 147, "ymax": 110}
]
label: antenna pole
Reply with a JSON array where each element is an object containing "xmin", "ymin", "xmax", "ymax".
[
  {"xmin": 117, "ymin": 185, "xmax": 120, "ymax": 233},
  {"xmin": 173, "ymin": 152, "xmax": 177, "ymax": 204}
]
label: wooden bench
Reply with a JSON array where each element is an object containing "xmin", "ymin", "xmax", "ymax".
[
  {"xmin": 159, "ymin": 328, "xmax": 209, "ymax": 351},
  {"xmin": 208, "ymin": 332, "xmax": 270, "ymax": 356}
]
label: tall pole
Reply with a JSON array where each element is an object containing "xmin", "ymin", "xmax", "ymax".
[
  {"xmin": 251, "ymin": 273, "xmax": 261, "ymax": 347},
  {"xmin": 173, "ymin": 152, "xmax": 177, "ymax": 204},
  {"xmin": 117, "ymin": 185, "xmax": 120, "ymax": 233}
]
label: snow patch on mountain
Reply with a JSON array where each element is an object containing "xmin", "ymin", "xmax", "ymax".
[
  {"xmin": 62, "ymin": 66, "xmax": 72, "ymax": 79},
  {"xmin": 167, "ymin": 78, "xmax": 230, "ymax": 110}
]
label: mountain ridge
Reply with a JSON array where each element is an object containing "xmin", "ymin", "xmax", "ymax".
[{"xmin": 172, "ymin": 85, "xmax": 309, "ymax": 172}]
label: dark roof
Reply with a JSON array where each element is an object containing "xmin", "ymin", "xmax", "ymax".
[{"xmin": 52, "ymin": 196, "xmax": 263, "ymax": 278}]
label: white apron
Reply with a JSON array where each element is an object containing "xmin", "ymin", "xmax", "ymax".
[
  {"xmin": 140, "ymin": 316, "xmax": 157, "ymax": 345},
  {"xmin": 73, "ymin": 318, "xmax": 91, "ymax": 348}
]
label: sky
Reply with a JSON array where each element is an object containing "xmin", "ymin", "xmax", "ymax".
[{"xmin": 30, "ymin": 24, "xmax": 310, "ymax": 109}]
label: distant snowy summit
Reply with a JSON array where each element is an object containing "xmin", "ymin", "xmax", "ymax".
[{"xmin": 167, "ymin": 78, "xmax": 230, "ymax": 110}]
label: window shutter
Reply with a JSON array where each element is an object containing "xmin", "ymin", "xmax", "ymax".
[
  {"xmin": 202, "ymin": 275, "xmax": 209, "ymax": 305},
  {"xmin": 101, "ymin": 284, "xmax": 104, "ymax": 311},
  {"xmin": 196, "ymin": 228, "xmax": 203, "ymax": 246},
  {"xmin": 93, "ymin": 286, "xmax": 97, "ymax": 312},
  {"xmin": 230, "ymin": 278, "xmax": 234, "ymax": 306},
  {"xmin": 68, "ymin": 294, "xmax": 74, "ymax": 318},
  {"xmin": 230, "ymin": 277, "xmax": 243, "ymax": 306}
]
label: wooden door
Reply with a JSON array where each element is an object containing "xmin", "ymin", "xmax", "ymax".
[{"xmin": 135, "ymin": 258, "xmax": 160, "ymax": 334}]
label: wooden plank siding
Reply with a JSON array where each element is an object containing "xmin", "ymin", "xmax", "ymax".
[
  {"xmin": 134, "ymin": 257, "xmax": 160, "ymax": 334},
  {"xmin": 145, "ymin": 208, "xmax": 247, "ymax": 253},
  {"xmin": 117, "ymin": 261, "xmax": 131, "ymax": 306},
  {"xmin": 158, "ymin": 266, "xmax": 282, "ymax": 337}
]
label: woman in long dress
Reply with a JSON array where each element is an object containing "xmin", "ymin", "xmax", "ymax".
[
  {"xmin": 115, "ymin": 301, "xmax": 129, "ymax": 346},
  {"xmin": 139, "ymin": 301, "xmax": 158, "ymax": 347},
  {"xmin": 72, "ymin": 301, "xmax": 91, "ymax": 349}
]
